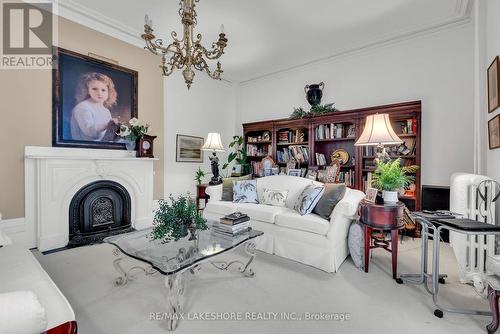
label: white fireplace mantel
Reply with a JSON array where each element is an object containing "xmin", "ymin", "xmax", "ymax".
[{"xmin": 24, "ymin": 146, "xmax": 156, "ymax": 252}]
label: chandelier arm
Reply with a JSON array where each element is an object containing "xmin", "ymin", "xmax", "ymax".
[{"xmin": 193, "ymin": 57, "xmax": 222, "ymax": 80}]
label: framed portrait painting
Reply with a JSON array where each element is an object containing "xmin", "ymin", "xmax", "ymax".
[
  {"xmin": 176, "ymin": 135, "xmax": 204, "ymax": 162},
  {"xmin": 489, "ymin": 115, "xmax": 500, "ymax": 150},
  {"xmin": 52, "ymin": 47, "xmax": 138, "ymax": 149},
  {"xmin": 488, "ymin": 56, "xmax": 500, "ymax": 113}
]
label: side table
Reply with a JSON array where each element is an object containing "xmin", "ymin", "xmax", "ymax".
[
  {"xmin": 360, "ymin": 200, "xmax": 404, "ymax": 279},
  {"xmin": 196, "ymin": 183, "xmax": 210, "ymax": 211}
]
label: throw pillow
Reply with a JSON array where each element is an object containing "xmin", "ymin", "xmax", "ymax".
[
  {"xmin": 221, "ymin": 175, "xmax": 252, "ymax": 201},
  {"xmin": 260, "ymin": 188, "xmax": 288, "ymax": 207},
  {"xmin": 313, "ymin": 183, "xmax": 347, "ymax": 219},
  {"xmin": 233, "ymin": 180, "xmax": 258, "ymax": 203},
  {"xmin": 348, "ymin": 221, "xmax": 365, "ymax": 271},
  {"xmin": 293, "ymin": 184, "xmax": 325, "ymax": 215}
]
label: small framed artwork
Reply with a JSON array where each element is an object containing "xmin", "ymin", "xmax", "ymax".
[
  {"xmin": 264, "ymin": 168, "xmax": 272, "ymax": 177},
  {"xmin": 365, "ymin": 187, "xmax": 379, "ymax": 203},
  {"xmin": 52, "ymin": 47, "xmax": 138, "ymax": 149},
  {"xmin": 488, "ymin": 56, "xmax": 500, "ymax": 113},
  {"xmin": 489, "ymin": 115, "xmax": 500, "ymax": 150},
  {"xmin": 176, "ymin": 135, "xmax": 204, "ymax": 162},
  {"xmin": 287, "ymin": 169, "xmax": 302, "ymax": 177},
  {"xmin": 306, "ymin": 170, "xmax": 318, "ymax": 181}
]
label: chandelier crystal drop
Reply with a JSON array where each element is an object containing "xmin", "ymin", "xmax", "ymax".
[{"xmin": 141, "ymin": 0, "xmax": 228, "ymax": 89}]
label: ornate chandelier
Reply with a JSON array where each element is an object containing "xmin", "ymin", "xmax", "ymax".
[{"xmin": 141, "ymin": 0, "xmax": 228, "ymax": 89}]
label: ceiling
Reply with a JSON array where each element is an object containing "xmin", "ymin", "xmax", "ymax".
[{"xmin": 58, "ymin": 0, "xmax": 472, "ymax": 83}]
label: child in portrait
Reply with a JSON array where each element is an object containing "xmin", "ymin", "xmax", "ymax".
[{"xmin": 70, "ymin": 72, "xmax": 120, "ymax": 142}]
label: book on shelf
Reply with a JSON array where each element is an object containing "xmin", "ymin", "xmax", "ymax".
[
  {"xmin": 278, "ymin": 129, "xmax": 306, "ymax": 144},
  {"xmin": 337, "ymin": 171, "xmax": 355, "ymax": 187},
  {"xmin": 400, "ymin": 118, "xmax": 418, "ymax": 135},
  {"xmin": 315, "ymin": 153, "xmax": 327, "ymax": 166},
  {"xmin": 363, "ymin": 172, "xmax": 373, "ymax": 192},
  {"xmin": 315, "ymin": 123, "xmax": 354, "ymax": 140},
  {"xmin": 277, "ymin": 145, "xmax": 309, "ymax": 163},
  {"xmin": 247, "ymin": 144, "xmax": 272, "ymax": 157}
]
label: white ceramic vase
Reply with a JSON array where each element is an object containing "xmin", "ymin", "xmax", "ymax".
[{"xmin": 382, "ymin": 190, "xmax": 399, "ymax": 203}]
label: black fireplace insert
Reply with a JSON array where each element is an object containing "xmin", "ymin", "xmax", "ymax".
[{"xmin": 68, "ymin": 180, "xmax": 133, "ymax": 247}]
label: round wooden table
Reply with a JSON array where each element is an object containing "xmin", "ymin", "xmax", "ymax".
[{"xmin": 359, "ymin": 200, "xmax": 404, "ymax": 279}]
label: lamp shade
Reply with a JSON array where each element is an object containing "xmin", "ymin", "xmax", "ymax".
[
  {"xmin": 201, "ymin": 133, "xmax": 225, "ymax": 152},
  {"xmin": 355, "ymin": 114, "xmax": 403, "ymax": 146}
]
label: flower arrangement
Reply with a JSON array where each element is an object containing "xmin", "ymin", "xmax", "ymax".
[{"xmin": 117, "ymin": 118, "xmax": 150, "ymax": 141}]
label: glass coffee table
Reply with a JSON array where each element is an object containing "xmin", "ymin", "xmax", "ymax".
[{"xmin": 104, "ymin": 225, "xmax": 263, "ymax": 331}]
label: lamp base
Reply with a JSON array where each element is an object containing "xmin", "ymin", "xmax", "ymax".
[{"xmin": 375, "ymin": 144, "xmax": 391, "ymax": 163}]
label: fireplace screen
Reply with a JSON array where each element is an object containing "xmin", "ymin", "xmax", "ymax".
[{"xmin": 69, "ymin": 180, "xmax": 132, "ymax": 247}]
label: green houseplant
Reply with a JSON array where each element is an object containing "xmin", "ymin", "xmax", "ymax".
[
  {"xmin": 194, "ymin": 167, "xmax": 206, "ymax": 185},
  {"xmin": 371, "ymin": 158, "xmax": 419, "ymax": 203},
  {"xmin": 150, "ymin": 195, "xmax": 208, "ymax": 243},
  {"xmin": 222, "ymin": 135, "xmax": 249, "ymax": 176}
]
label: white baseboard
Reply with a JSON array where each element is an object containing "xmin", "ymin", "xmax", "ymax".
[{"xmin": 0, "ymin": 217, "xmax": 35, "ymax": 248}]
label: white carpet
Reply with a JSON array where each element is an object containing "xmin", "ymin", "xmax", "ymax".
[{"xmin": 35, "ymin": 238, "xmax": 490, "ymax": 334}]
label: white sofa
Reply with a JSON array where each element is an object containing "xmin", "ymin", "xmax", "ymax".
[
  {"xmin": 0, "ymin": 230, "xmax": 76, "ymax": 334},
  {"xmin": 203, "ymin": 175, "xmax": 365, "ymax": 272}
]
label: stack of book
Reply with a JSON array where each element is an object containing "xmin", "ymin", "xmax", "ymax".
[{"xmin": 212, "ymin": 212, "xmax": 250, "ymax": 237}]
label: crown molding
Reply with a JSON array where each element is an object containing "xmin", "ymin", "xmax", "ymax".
[
  {"xmin": 240, "ymin": 0, "xmax": 474, "ymax": 84},
  {"xmin": 55, "ymin": 0, "xmax": 144, "ymax": 48},
  {"xmin": 54, "ymin": 0, "xmax": 473, "ymax": 84}
]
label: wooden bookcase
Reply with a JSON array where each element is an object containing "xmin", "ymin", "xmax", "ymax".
[{"xmin": 242, "ymin": 101, "xmax": 422, "ymax": 210}]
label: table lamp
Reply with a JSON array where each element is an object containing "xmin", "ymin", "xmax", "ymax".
[
  {"xmin": 355, "ymin": 113, "xmax": 403, "ymax": 162},
  {"xmin": 201, "ymin": 132, "xmax": 225, "ymax": 185}
]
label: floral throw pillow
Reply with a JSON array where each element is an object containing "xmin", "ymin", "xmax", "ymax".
[
  {"xmin": 233, "ymin": 180, "xmax": 258, "ymax": 203},
  {"xmin": 260, "ymin": 188, "xmax": 288, "ymax": 207},
  {"xmin": 294, "ymin": 184, "xmax": 325, "ymax": 215}
]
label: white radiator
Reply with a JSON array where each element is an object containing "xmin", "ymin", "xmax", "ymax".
[{"xmin": 449, "ymin": 173, "xmax": 499, "ymax": 288}]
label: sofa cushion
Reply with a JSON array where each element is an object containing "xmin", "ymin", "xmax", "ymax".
[
  {"xmin": 256, "ymin": 175, "xmax": 317, "ymax": 209},
  {"xmin": 205, "ymin": 201, "xmax": 239, "ymax": 216},
  {"xmin": 293, "ymin": 184, "xmax": 325, "ymax": 215},
  {"xmin": 313, "ymin": 183, "xmax": 346, "ymax": 219},
  {"xmin": 275, "ymin": 211, "xmax": 330, "ymax": 235},
  {"xmin": 221, "ymin": 175, "xmax": 252, "ymax": 201},
  {"xmin": 233, "ymin": 180, "xmax": 258, "ymax": 203},
  {"xmin": 0, "ymin": 245, "xmax": 75, "ymax": 330},
  {"xmin": 260, "ymin": 188, "xmax": 288, "ymax": 207},
  {"xmin": 0, "ymin": 290, "xmax": 47, "ymax": 334},
  {"xmin": 237, "ymin": 203, "xmax": 289, "ymax": 224}
]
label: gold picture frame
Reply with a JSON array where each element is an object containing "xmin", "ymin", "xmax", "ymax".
[
  {"xmin": 488, "ymin": 56, "xmax": 500, "ymax": 113},
  {"xmin": 489, "ymin": 115, "xmax": 500, "ymax": 150}
]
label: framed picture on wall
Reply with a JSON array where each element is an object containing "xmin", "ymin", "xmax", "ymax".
[
  {"xmin": 52, "ymin": 47, "xmax": 138, "ymax": 149},
  {"xmin": 489, "ymin": 115, "xmax": 500, "ymax": 150},
  {"xmin": 488, "ymin": 56, "xmax": 500, "ymax": 113},
  {"xmin": 176, "ymin": 134, "xmax": 204, "ymax": 162}
]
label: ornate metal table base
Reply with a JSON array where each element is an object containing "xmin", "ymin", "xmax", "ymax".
[
  {"xmin": 211, "ymin": 241, "xmax": 256, "ymax": 277},
  {"xmin": 112, "ymin": 248, "xmax": 156, "ymax": 286},
  {"xmin": 110, "ymin": 240, "xmax": 257, "ymax": 331}
]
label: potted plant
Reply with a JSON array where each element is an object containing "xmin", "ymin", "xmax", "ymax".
[
  {"xmin": 222, "ymin": 135, "xmax": 250, "ymax": 176},
  {"xmin": 117, "ymin": 117, "xmax": 150, "ymax": 150},
  {"xmin": 194, "ymin": 167, "xmax": 206, "ymax": 185},
  {"xmin": 150, "ymin": 195, "xmax": 208, "ymax": 243},
  {"xmin": 371, "ymin": 158, "xmax": 419, "ymax": 203}
]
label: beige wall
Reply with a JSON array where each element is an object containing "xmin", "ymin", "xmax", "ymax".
[{"xmin": 0, "ymin": 17, "xmax": 164, "ymax": 219}]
